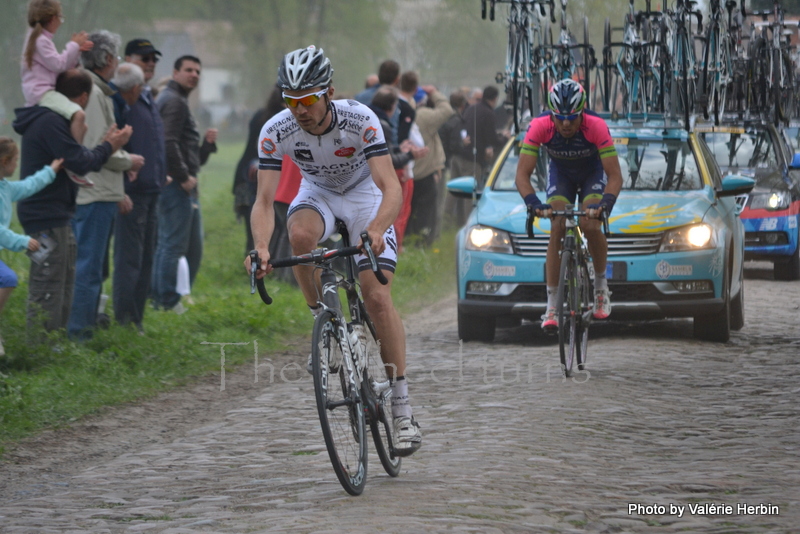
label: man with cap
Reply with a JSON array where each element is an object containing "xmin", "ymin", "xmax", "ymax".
[{"xmin": 111, "ymin": 38, "xmax": 168, "ymax": 333}]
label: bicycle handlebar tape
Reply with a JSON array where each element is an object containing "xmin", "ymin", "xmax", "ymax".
[
  {"xmin": 257, "ymin": 278, "xmax": 272, "ymax": 305},
  {"xmin": 526, "ymin": 204, "xmax": 535, "ymax": 238}
]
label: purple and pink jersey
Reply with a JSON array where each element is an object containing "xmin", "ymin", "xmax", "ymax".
[{"xmin": 521, "ymin": 111, "xmax": 617, "ymax": 202}]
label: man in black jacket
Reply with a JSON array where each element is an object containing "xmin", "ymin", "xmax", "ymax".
[
  {"xmin": 151, "ymin": 55, "xmax": 217, "ymax": 313},
  {"xmin": 13, "ymin": 69, "xmax": 132, "ymax": 332},
  {"xmin": 462, "ymin": 85, "xmax": 509, "ymax": 188}
]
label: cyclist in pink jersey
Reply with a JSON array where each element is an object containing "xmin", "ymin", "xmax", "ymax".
[{"xmin": 515, "ymin": 79, "xmax": 623, "ymax": 330}]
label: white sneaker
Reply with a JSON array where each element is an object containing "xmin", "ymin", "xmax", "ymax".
[
  {"xmin": 170, "ymin": 302, "xmax": 188, "ymax": 315},
  {"xmin": 0, "ymin": 335, "xmax": 5, "ymax": 357},
  {"xmin": 393, "ymin": 416, "xmax": 422, "ymax": 457},
  {"xmin": 593, "ymin": 288, "xmax": 611, "ymax": 319}
]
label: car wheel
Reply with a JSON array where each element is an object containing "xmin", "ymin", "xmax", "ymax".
[
  {"xmin": 458, "ymin": 309, "xmax": 496, "ymax": 342},
  {"xmin": 773, "ymin": 232, "xmax": 800, "ymax": 281},
  {"xmin": 730, "ymin": 271, "xmax": 745, "ymax": 331},
  {"xmin": 693, "ymin": 258, "xmax": 731, "ymax": 342}
]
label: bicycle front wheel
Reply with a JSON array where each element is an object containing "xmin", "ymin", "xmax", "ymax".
[
  {"xmin": 358, "ymin": 313, "xmax": 402, "ymax": 477},
  {"xmin": 576, "ymin": 260, "xmax": 591, "ymax": 371},
  {"xmin": 312, "ymin": 310, "xmax": 368, "ymax": 495},
  {"xmin": 557, "ymin": 249, "xmax": 579, "ymax": 377}
]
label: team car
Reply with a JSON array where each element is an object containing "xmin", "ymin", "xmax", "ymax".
[
  {"xmin": 697, "ymin": 121, "xmax": 800, "ymax": 280},
  {"xmin": 449, "ymin": 115, "xmax": 755, "ymax": 343}
]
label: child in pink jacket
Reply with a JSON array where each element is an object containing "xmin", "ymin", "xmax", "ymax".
[{"xmin": 21, "ymin": 0, "xmax": 93, "ymax": 186}]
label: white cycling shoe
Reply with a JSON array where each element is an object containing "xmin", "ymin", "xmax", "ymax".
[{"xmin": 393, "ymin": 416, "xmax": 422, "ymax": 457}]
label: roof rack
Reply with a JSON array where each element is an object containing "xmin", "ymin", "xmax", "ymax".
[{"xmin": 594, "ymin": 111, "xmax": 688, "ymax": 129}]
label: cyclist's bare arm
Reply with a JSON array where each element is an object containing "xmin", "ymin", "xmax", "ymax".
[
  {"xmin": 246, "ymin": 168, "xmax": 282, "ymax": 278},
  {"xmin": 364, "ymin": 153, "xmax": 402, "ymax": 256},
  {"xmin": 601, "ymin": 155, "xmax": 623, "ymax": 198},
  {"xmin": 515, "ymin": 152, "xmax": 539, "ymax": 198}
]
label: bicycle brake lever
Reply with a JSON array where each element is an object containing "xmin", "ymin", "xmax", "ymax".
[
  {"xmin": 249, "ymin": 250, "xmax": 258, "ymax": 295},
  {"xmin": 248, "ymin": 249, "xmax": 273, "ymax": 305},
  {"xmin": 360, "ymin": 232, "xmax": 389, "ymax": 285},
  {"xmin": 526, "ymin": 204, "xmax": 535, "ymax": 238}
]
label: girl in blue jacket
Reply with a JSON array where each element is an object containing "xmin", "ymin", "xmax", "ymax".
[{"xmin": 0, "ymin": 137, "xmax": 62, "ymax": 355}]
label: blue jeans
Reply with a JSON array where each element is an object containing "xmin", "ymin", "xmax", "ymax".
[
  {"xmin": 68, "ymin": 202, "xmax": 117, "ymax": 338},
  {"xmin": 113, "ymin": 192, "xmax": 159, "ymax": 326},
  {"xmin": 151, "ymin": 182, "xmax": 202, "ymax": 309}
]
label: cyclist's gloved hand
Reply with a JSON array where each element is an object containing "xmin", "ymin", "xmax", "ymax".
[
  {"xmin": 524, "ymin": 193, "xmax": 551, "ymax": 216},
  {"xmin": 587, "ymin": 193, "xmax": 617, "ymax": 218}
]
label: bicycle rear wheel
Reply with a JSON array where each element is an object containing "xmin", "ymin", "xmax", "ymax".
[
  {"xmin": 312, "ymin": 310, "xmax": 368, "ymax": 495},
  {"xmin": 358, "ymin": 313, "xmax": 402, "ymax": 477},
  {"xmin": 556, "ymin": 249, "xmax": 579, "ymax": 376}
]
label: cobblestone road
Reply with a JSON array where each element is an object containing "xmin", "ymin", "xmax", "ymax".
[{"xmin": 1, "ymin": 262, "xmax": 798, "ymax": 533}]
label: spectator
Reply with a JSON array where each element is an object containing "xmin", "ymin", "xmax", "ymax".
[
  {"xmin": 462, "ymin": 85, "xmax": 509, "ymax": 188},
  {"xmin": 108, "ymin": 62, "xmax": 144, "ymax": 127},
  {"xmin": 233, "ymin": 85, "xmax": 283, "ymax": 256},
  {"xmin": 440, "ymin": 90, "xmax": 473, "ymax": 227},
  {"xmin": 0, "ymin": 138, "xmax": 62, "ymax": 355},
  {"xmin": 393, "ymin": 71, "xmax": 425, "ymax": 250},
  {"xmin": 20, "ymin": 0, "xmax": 94, "ymax": 187},
  {"xmin": 69, "ymin": 30, "xmax": 145, "ymax": 340},
  {"xmin": 13, "ymin": 68, "xmax": 131, "ymax": 332},
  {"xmin": 113, "ymin": 38, "xmax": 167, "ymax": 333},
  {"xmin": 407, "ymin": 85, "xmax": 454, "ymax": 245},
  {"xmin": 355, "ymin": 59, "xmax": 399, "ymax": 106},
  {"xmin": 364, "ymin": 73, "xmax": 379, "ymax": 89},
  {"xmin": 151, "ymin": 55, "xmax": 217, "ymax": 313}
]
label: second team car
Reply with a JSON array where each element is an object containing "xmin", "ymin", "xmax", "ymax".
[
  {"xmin": 449, "ymin": 114, "xmax": 755, "ymax": 343},
  {"xmin": 697, "ymin": 120, "xmax": 800, "ymax": 280}
]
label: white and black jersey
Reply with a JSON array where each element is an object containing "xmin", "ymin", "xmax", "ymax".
[{"xmin": 257, "ymin": 99, "xmax": 389, "ymax": 194}]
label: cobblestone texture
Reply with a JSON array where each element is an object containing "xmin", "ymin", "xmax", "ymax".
[{"xmin": 0, "ymin": 263, "xmax": 798, "ymax": 533}]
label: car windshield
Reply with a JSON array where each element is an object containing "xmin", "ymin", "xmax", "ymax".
[
  {"xmin": 492, "ymin": 137, "xmax": 703, "ymax": 191},
  {"xmin": 699, "ymin": 127, "xmax": 778, "ymax": 170},
  {"xmin": 785, "ymin": 127, "xmax": 800, "ymax": 153}
]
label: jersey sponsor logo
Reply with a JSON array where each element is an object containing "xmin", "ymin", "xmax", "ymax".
[
  {"xmin": 294, "ymin": 149, "xmax": 314, "ymax": 162},
  {"xmin": 363, "ymin": 126, "xmax": 378, "ymax": 144},
  {"xmin": 335, "ymin": 147, "xmax": 356, "ymax": 158},
  {"xmin": 347, "ymin": 99, "xmax": 360, "ymax": 106},
  {"xmin": 333, "ymin": 138, "xmax": 343, "ymax": 145},
  {"xmin": 295, "ymin": 141, "xmax": 309, "ymax": 147},
  {"xmin": 261, "ymin": 138, "xmax": 276, "ymax": 154}
]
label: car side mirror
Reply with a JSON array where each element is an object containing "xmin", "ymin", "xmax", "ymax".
[
  {"xmin": 447, "ymin": 176, "xmax": 481, "ymax": 200},
  {"xmin": 791, "ymin": 153, "xmax": 800, "ymax": 169},
  {"xmin": 717, "ymin": 174, "xmax": 755, "ymax": 198}
]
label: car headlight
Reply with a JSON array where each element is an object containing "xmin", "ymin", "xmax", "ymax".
[
  {"xmin": 749, "ymin": 191, "xmax": 791, "ymax": 211},
  {"xmin": 660, "ymin": 223, "xmax": 715, "ymax": 252},
  {"xmin": 466, "ymin": 225, "xmax": 514, "ymax": 254}
]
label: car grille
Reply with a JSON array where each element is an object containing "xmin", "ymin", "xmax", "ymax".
[
  {"xmin": 745, "ymin": 231, "xmax": 789, "ymax": 246},
  {"xmin": 510, "ymin": 232, "xmax": 663, "ymax": 257},
  {"xmin": 467, "ymin": 282, "xmax": 709, "ymax": 302}
]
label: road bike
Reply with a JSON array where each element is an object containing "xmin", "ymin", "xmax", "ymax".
[
  {"xmin": 249, "ymin": 222, "xmax": 400, "ymax": 495},
  {"xmin": 483, "ymin": 0, "xmax": 556, "ymax": 133},
  {"xmin": 527, "ymin": 204, "xmax": 609, "ymax": 377}
]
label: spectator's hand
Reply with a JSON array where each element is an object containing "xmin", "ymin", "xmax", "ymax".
[
  {"xmin": 410, "ymin": 144, "xmax": 429, "ymax": 160},
  {"xmin": 422, "ymin": 84, "xmax": 437, "ymax": 95},
  {"xmin": 128, "ymin": 170, "xmax": 138, "ymax": 182},
  {"xmin": 71, "ymin": 32, "xmax": 93, "ymax": 51},
  {"xmin": 27, "ymin": 238, "xmax": 40, "ymax": 252},
  {"xmin": 118, "ymin": 195, "xmax": 133, "ymax": 215},
  {"xmin": 181, "ymin": 176, "xmax": 198, "ymax": 192},
  {"xmin": 399, "ymin": 139, "xmax": 413, "ymax": 153},
  {"xmin": 129, "ymin": 154, "xmax": 145, "ymax": 172},
  {"xmin": 50, "ymin": 158, "xmax": 64, "ymax": 173},
  {"xmin": 462, "ymin": 134, "xmax": 471, "ymax": 146},
  {"xmin": 485, "ymin": 146, "xmax": 494, "ymax": 161},
  {"xmin": 205, "ymin": 128, "xmax": 218, "ymax": 144},
  {"xmin": 104, "ymin": 125, "xmax": 133, "ymax": 152}
]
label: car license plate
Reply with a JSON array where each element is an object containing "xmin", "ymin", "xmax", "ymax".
[{"xmin": 588, "ymin": 261, "xmax": 627, "ymax": 281}]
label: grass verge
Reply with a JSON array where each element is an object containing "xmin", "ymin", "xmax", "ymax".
[{"xmin": 0, "ymin": 141, "xmax": 456, "ymax": 454}]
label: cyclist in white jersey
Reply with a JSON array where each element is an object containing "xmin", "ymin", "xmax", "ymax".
[{"xmin": 247, "ymin": 46, "xmax": 421, "ymax": 456}]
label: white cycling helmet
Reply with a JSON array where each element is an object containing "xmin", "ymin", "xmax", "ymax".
[{"xmin": 277, "ymin": 45, "xmax": 333, "ymax": 91}]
